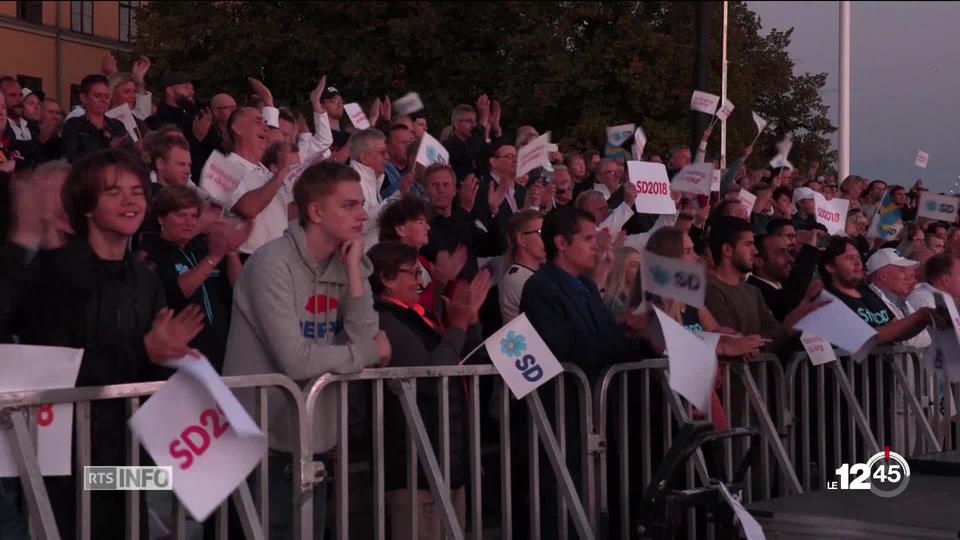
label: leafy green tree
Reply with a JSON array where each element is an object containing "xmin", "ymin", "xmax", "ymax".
[{"xmin": 133, "ymin": 1, "xmax": 835, "ymax": 171}]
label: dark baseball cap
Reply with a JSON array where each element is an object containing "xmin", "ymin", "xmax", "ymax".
[
  {"xmin": 161, "ymin": 71, "xmax": 193, "ymax": 89},
  {"xmin": 320, "ymin": 84, "xmax": 341, "ymax": 100}
]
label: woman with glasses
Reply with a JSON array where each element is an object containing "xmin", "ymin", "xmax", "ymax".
[{"xmin": 367, "ymin": 241, "xmax": 490, "ymax": 540}]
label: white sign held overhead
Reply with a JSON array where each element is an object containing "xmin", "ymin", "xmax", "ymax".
[
  {"xmin": 918, "ymin": 192, "xmax": 958, "ymax": 223},
  {"xmin": 915, "ymin": 150, "xmax": 929, "ymax": 169},
  {"xmin": 0, "ymin": 345, "xmax": 83, "ymax": 477},
  {"xmin": 793, "ymin": 290, "xmax": 877, "ymax": 360},
  {"xmin": 800, "ymin": 333, "xmax": 838, "ymax": 366},
  {"xmin": 516, "ymin": 131, "xmax": 552, "ymax": 178},
  {"xmin": 641, "ymin": 250, "xmax": 706, "ymax": 308},
  {"xmin": 752, "ymin": 111, "xmax": 768, "ymax": 134},
  {"xmin": 690, "ymin": 90, "xmax": 721, "ymax": 115},
  {"xmin": 670, "ymin": 162, "xmax": 715, "ymax": 195},
  {"xmin": 652, "ymin": 307, "xmax": 717, "ymax": 412},
  {"xmin": 738, "ymin": 189, "xmax": 757, "ymax": 214},
  {"xmin": 632, "ymin": 127, "xmax": 647, "ymax": 161},
  {"xmin": 813, "ymin": 192, "xmax": 849, "ymax": 236},
  {"xmin": 105, "ymin": 103, "xmax": 141, "ymax": 142},
  {"xmin": 769, "ymin": 136, "xmax": 794, "ymax": 170},
  {"xmin": 199, "ymin": 151, "xmax": 249, "ymax": 207},
  {"xmin": 343, "ymin": 103, "xmax": 371, "ymax": 129},
  {"xmin": 715, "ymin": 99, "xmax": 735, "ymax": 121},
  {"xmin": 414, "ymin": 132, "xmax": 449, "ymax": 168},
  {"xmin": 628, "ymin": 161, "xmax": 676, "ymax": 215},
  {"xmin": 128, "ymin": 357, "xmax": 267, "ymax": 522},
  {"xmin": 605, "ymin": 123, "xmax": 635, "ymax": 147},
  {"xmin": 392, "ymin": 92, "xmax": 424, "ymax": 115},
  {"xmin": 482, "ymin": 314, "xmax": 563, "ymax": 399}
]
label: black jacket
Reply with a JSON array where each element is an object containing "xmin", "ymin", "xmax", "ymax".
[
  {"xmin": 424, "ymin": 206, "xmax": 502, "ymax": 276},
  {"xmin": 14, "ymin": 238, "xmax": 169, "ymax": 538},
  {"xmin": 0, "ymin": 240, "xmax": 30, "ymax": 343},
  {"xmin": 519, "ymin": 262, "xmax": 653, "ymax": 381},
  {"xmin": 442, "ymin": 125, "xmax": 489, "ymax": 183},
  {"xmin": 61, "ymin": 115, "xmax": 134, "ymax": 163},
  {"xmin": 142, "ymin": 235, "xmax": 233, "ymax": 372},
  {"xmin": 376, "ymin": 299, "xmax": 482, "ymax": 490},
  {"xmin": 747, "ymin": 244, "xmax": 819, "ymax": 321},
  {"xmin": 147, "ymin": 102, "xmax": 220, "ymax": 179},
  {"xmin": 468, "ymin": 174, "xmax": 527, "ymax": 254}
]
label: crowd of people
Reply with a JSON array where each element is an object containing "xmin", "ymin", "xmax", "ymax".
[{"xmin": 1, "ymin": 52, "xmax": 958, "ymax": 539}]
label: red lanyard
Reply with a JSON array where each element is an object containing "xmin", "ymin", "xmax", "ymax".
[{"xmin": 382, "ymin": 297, "xmax": 443, "ymax": 332}]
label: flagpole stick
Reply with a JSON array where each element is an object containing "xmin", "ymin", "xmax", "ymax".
[
  {"xmin": 458, "ymin": 341, "xmax": 487, "ymax": 366},
  {"xmin": 748, "ymin": 129, "xmax": 763, "ymax": 148}
]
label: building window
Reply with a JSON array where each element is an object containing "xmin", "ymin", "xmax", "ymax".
[
  {"xmin": 71, "ymin": 1, "xmax": 92, "ymax": 34},
  {"xmin": 16, "ymin": 1, "xmax": 43, "ymax": 25},
  {"xmin": 119, "ymin": 1, "xmax": 141, "ymax": 43}
]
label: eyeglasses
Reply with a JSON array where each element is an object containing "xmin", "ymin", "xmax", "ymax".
[
  {"xmin": 521, "ymin": 228, "xmax": 542, "ymax": 236},
  {"xmin": 397, "ymin": 266, "xmax": 425, "ymax": 278}
]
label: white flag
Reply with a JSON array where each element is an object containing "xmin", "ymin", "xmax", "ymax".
[
  {"xmin": 344, "ymin": 103, "xmax": 371, "ymax": 129},
  {"xmin": 0, "ymin": 345, "xmax": 83, "ymax": 477},
  {"xmin": 915, "ymin": 150, "xmax": 929, "ymax": 169},
  {"xmin": 738, "ymin": 189, "xmax": 757, "ymax": 214},
  {"xmin": 670, "ymin": 162, "xmax": 715, "ymax": 195},
  {"xmin": 199, "ymin": 151, "xmax": 249, "ymax": 207},
  {"xmin": 631, "ymin": 127, "xmax": 647, "ymax": 161},
  {"xmin": 105, "ymin": 103, "xmax": 141, "ymax": 142},
  {"xmin": 129, "ymin": 356, "xmax": 267, "ymax": 522},
  {"xmin": 641, "ymin": 250, "xmax": 706, "ymax": 308},
  {"xmin": 715, "ymin": 99, "xmax": 735, "ymax": 121},
  {"xmin": 392, "ymin": 92, "xmax": 424, "ymax": 115},
  {"xmin": 653, "ymin": 307, "xmax": 717, "ymax": 412},
  {"xmin": 605, "ymin": 123, "xmax": 635, "ymax": 146},
  {"xmin": 690, "ymin": 90, "xmax": 721, "ymax": 115},
  {"xmin": 752, "ymin": 111, "xmax": 768, "ymax": 134},
  {"xmin": 483, "ymin": 314, "xmax": 563, "ymax": 399},
  {"xmin": 813, "ymin": 192, "xmax": 849, "ymax": 236},
  {"xmin": 768, "ymin": 136, "xmax": 793, "ymax": 170},
  {"xmin": 918, "ymin": 192, "xmax": 958, "ymax": 222},
  {"xmin": 516, "ymin": 131, "xmax": 551, "ymax": 177},
  {"xmin": 414, "ymin": 132, "xmax": 450, "ymax": 167}
]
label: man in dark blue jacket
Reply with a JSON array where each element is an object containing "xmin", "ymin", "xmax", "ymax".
[{"xmin": 520, "ymin": 207, "xmax": 652, "ymax": 380}]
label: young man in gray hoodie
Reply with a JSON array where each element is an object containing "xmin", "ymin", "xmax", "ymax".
[{"xmin": 224, "ymin": 160, "xmax": 390, "ymax": 538}]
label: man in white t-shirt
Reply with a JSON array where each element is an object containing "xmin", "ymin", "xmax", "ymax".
[{"xmin": 499, "ymin": 209, "xmax": 545, "ymax": 323}]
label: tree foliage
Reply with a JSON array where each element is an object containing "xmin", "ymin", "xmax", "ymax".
[{"xmin": 134, "ymin": 1, "xmax": 836, "ymax": 171}]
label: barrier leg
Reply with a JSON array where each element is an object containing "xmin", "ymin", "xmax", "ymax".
[
  {"xmin": 732, "ymin": 365, "xmax": 803, "ymax": 494},
  {"xmin": 5, "ymin": 408, "xmax": 61, "ymax": 540},
  {"xmin": 394, "ymin": 380, "xmax": 465, "ymax": 540},
  {"xmin": 525, "ymin": 392, "xmax": 596, "ymax": 540},
  {"xmin": 829, "ymin": 363, "xmax": 881, "ymax": 456},
  {"xmin": 887, "ymin": 357, "xmax": 941, "ymax": 453},
  {"xmin": 231, "ymin": 482, "xmax": 265, "ymax": 540}
]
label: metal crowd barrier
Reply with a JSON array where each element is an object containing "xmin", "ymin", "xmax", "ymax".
[
  {"xmin": 303, "ymin": 363, "xmax": 597, "ymax": 540},
  {"xmin": 783, "ymin": 345, "xmax": 954, "ymax": 491},
  {"xmin": 592, "ymin": 354, "xmax": 801, "ymax": 540},
  {"xmin": 0, "ymin": 374, "xmax": 311, "ymax": 540}
]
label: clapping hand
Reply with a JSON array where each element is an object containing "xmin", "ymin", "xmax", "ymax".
[{"xmin": 144, "ymin": 306, "xmax": 205, "ymax": 364}]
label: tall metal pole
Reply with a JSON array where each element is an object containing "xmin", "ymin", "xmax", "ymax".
[
  {"xmin": 691, "ymin": 2, "xmax": 710, "ymax": 153},
  {"xmin": 839, "ymin": 1, "xmax": 851, "ymax": 179},
  {"xmin": 720, "ymin": 1, "xmax": 729, "ymax": 169}
]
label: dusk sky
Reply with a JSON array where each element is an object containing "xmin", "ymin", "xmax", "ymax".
[{"xmin": 749, "ymin": 1, "xmax": 960, "ymax": 193}]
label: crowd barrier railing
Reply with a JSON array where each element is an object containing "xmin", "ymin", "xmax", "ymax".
[
  {"xmin": 592, "ymin": 354, "xmax": 800, "ymax": 540},
  {"xmin": 302, "ymin": 363, "xmax": 597, "ymax": 540},
  {"xmin": 783, "ymin": 345, "xmax": 949, "ymax": 491},
  {"xmin": 0, "ymin": 374, "xmax": 311, "ymax": 540}
]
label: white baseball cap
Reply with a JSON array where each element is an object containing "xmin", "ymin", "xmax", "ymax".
[
  {"xmin": 792, "ymin": 187, "xmax": 815, "ymax": 203},
  {"xmin": 866, "ymin": 248, "xmax": 918, "ymax": 274}
]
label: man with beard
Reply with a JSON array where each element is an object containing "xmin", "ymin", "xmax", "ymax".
[
  {"xmin": 705, "ymin": 216, "xmax": 827, "ymax": 348},
  {"xmin": 750, "ymin": 225, "xmax": 822, "ymax": 321}
]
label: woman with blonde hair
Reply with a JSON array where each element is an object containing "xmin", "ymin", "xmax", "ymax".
[
  {"xmin": 603, "ymin": 246, "xmax": 641, "ymax": 323},
  {"xmin": 840, "ymin": 174, "xmax": 866, "ymax": 212},
  {"xmin": 629, "ymin": 226, "xmax": 765, "ymax": 428}
]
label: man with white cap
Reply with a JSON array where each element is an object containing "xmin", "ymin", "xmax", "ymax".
[
  {"xmin": 865, "ymin": 247, "xmax": 932, "ymax": 349},
  {"xmin": 792, "ymin": 186, "xmax": 817, "ymax": 230}
]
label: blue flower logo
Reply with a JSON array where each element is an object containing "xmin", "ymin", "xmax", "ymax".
[
  {"xmin": 500, "ymin": 331, "xmax": 527, "ymax": 358},
  {"xmin": 426, "ymin": 145, "xmax": 437, "ymax": 162},
  {"xmin": 926, "ymin": 200, "xmax": 938, "ymax": 212},
  {"xmin": 174, "ymin": 263, "xmax": 190, "ymax": 275},
  {"xmin": 651, "ymin": 265, "xmax": 670, "ymax": 286}
]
